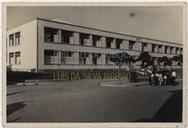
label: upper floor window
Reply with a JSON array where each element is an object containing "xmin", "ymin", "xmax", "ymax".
[
  {"xmin": 9, "ymin": 34, "xmax": 14, "ymax": 46},
  {"xmin": 164, "ymin": 46, "xmax": 168, "ymax": 53},
  {"xmin": 158, "ymin": 45, "xmax": 162, "ymax": 53},
  {"xmin": 61, "ymin": 30, "xmax": 73, "ymax": 44},
  {"xmin": 44, "ymin": 27, "xmax": 59, "ymax": 43},
  {"xmin": 15, "ymin": 32, "xmax": 20, "ymax": 45},
  {"xmin": 142, "ymin": 42, "xmax": 147, "ymax": 52},
  {"xmin": 92, "ymin": 35, "xmax": 101, "ymax": 47},
  {"xmin": 152, "ymin": 44, "xmax": 156, "ymax": 52},
  {"xmin": 116, "ymin": 39, "xmax": 122, "ymax": 49},
  {"xmin": 170, "ymin": 47, "xmax": 174, "ymax": 54},
  {"xmin": 106, "ymin": 37, "xmax": 113, "ymax": 48},
  {"xmin": 79, "ymin": 33, "xmax": 90, "ymax": 46},
  {"xmin": 129, "ymin": 40, "xmax": 135, "ymax": 50}
]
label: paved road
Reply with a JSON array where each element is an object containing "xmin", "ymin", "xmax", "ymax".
[{"xmin": 7, "ymin": 80, "xmax": 182, "ymax": 122}]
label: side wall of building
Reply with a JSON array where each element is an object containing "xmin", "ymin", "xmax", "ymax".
[{"xmin": 7, "ymin": 20, "xmax": 37, "ymax": 72}]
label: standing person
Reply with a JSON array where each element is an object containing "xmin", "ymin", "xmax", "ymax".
[
  {"xmin": 128, "ymin": 69, "xmax": 133, "ymax": 82},
  {"xmin": 158, "ymin": 73, "xmax": 163, "ymax": 86},
  {"xmin": 153, "ymin": 72, "xmax": 158, "ymax": 86},
  {"xmin": 171, "ymin": 69, "xmax": 177, "ymax": 86},
  {"xmin": 149, "ymin": 72, "xmax": 153, "ymax": 86},
  {"xmin": 163, "ymin": 73, "xmax": 167, "ymax": 86},
  {"xmin": 150, "ymin": 72, "xmax": 155, "ymax": 86}
]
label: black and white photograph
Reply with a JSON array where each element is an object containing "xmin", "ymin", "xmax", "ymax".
[{"xmin": 3, "ymin": 2, "xmax": 187, "ymax": 128}]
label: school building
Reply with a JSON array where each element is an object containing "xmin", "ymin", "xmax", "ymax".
[{"xmin": 7, "ymin": 18, "xmax": 183, "ymax": 72}]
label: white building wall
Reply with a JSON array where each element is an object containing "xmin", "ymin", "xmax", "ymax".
[
  {"xmin": 7, "ymin": 20, "xmax": 37, "ymax": 72},
  {"xmin": 35, "ymin": 19, "xmax": 183, "ymax": 71}
]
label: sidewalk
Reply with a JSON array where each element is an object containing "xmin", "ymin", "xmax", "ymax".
[
  {"xmin": 100, "ymin": 81, "xmax": 149, "ymax": 87},
  {"xmin": 100, "ymin": 79, "xmax": 182, "ymax": 88}
]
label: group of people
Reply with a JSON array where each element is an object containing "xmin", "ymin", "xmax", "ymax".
[{"xmin": 148, "ymin": 69, "xmax": 177, "ymax": 86}]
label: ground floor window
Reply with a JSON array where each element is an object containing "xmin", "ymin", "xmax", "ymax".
[
  {"xmin": 44, "ymin": 50, "xmax": 61, "ymax": 65},
  {"xmin": 9, "ymin": 52, "xmax": 21, "ymax": 65},
  {"xmin": 9, "ymin": 53, "xmax": 14, "ymax": 65},
  {"xmin": 15, "ymin": 52, "xmax": 21, "ymax": 64}
]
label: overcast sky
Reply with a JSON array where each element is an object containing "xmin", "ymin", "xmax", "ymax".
[{"xmin": 7, "ymin": 6, "xmax": 183, "ymax": 43}]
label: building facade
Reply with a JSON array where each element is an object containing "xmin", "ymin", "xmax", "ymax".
[{"xmin": 7, "ymin": 18, "xmax": 183, "ymax": 72}]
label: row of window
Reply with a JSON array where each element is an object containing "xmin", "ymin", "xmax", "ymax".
[
  {"xmin": 44, "ymin": 50, "xmax": 179, "ymax": 66},
  {"xmin": 9, "ymin": 32, "xmax": 20, "ymax": 47},
  {"xmin": 44, "ymin": 27, "xmax": 183, "ymax": 54},
  {"xmin": 9, "ymin": 52, "xmax": 21, "ymax": 65}
]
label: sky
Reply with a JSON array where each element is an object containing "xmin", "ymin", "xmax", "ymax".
[{"xmin": 7, "ymin": 6, "xmax": 183, "ymax": 43}]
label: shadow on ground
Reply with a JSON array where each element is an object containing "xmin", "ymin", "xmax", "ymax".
[
  {"xmin": 7, "ymin": 101, "xmax": 27, "ymax": 116},
  {"xmin": 7, "ymin": 91, "xmax": 25, "ymax": 96},
  {"xmin": 135, "ymin": 89, "xmax": 182, "ymax": 122},
  {"xmin": 8, "ymin": 117, "xmax": 22, "ymax": 122}
]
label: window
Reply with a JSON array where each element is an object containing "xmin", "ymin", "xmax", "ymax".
[
  {"xmin": 165, "ymin": 46, "xmax": 168, "ymax": 53},
  {"xmin": 15, "ymin": 52, "xmax": 21, "ymax": 64},
  {"xmin": 92, "ymin": 53, "xmax": 99, "ymax": 65},
  {"xmin": 158, "ymin": 45, "xmax": 162, "ymax": 53},
  {"xmin": 9, "ymin": 34, "xmax": 14, "ymax": 46},
  {"xmin": 116, "ymin": 39, "xmax": 122, "ymax": 49},
  {"xmin": 170, "ymin": 47, "xmax": 174, "ymax": 54},
  {"xmin": 15, "ymin": 32, "xmax": 20, "ymax": 45},
  {"xmin": 79, "ymin": 33, "xmax": 90, "ymax": 46},
  {"xmin": 92, "ymin": 35, "xmax": 101, "ymax": 47},
  {"xmin": 142, "ymin": 42, "xmax": 147, "ymax": 52},
  {"xmin": 44, "ymin": 27, "xmax": 59, "ymax": 43},
  {"xmin": 79, "ymin": 52, "xmax": 87, "ymax": 65},
  {"xmin": 9, "ymin": 53, "xmax": 14, "ymax": 65},
  {"xmin": 61, "ymin": 30, "xmax": 73, "ymax": 44},
  {"xmin": 152, "ymin": 44, "xmax": 156, "ymax": 52},
  {"xmin": 106, "ymin": 38, "xmax": 113, "ymax": 48},
  {"xmin": 129, "ymin": 40, "xmax": 135, "ymax": 50},
  {"xmin": 180, "ymin": 48, "xmax": 183, "ymax": 54},
  {"xmin": 44, "ymin": 50, "xmax": 60, "ymax": 64}
]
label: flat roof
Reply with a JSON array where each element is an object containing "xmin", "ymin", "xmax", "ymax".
[
  {"xmin": 37, "ymin": 18, "xmax": 182, "ymax": 46},
  {"xmin": 8, "ymin": 17, "xmax": 182, "ymax": 46}
]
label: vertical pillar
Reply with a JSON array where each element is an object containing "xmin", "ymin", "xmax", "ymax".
[
  {"xmin": 74, "ymin": 32, "xmax": 80, "ymax": 45},
  {"xmin": 111, "ymin": 39, "xmax": 116, "ymax": 48},
  {"xmin": 162, "ymin": 46, "xmax": 164, "ymax": 53},
  {"xmin": 167, "ymin": 46, "xmax": 170, "ymax": 54},
  {"xmin": 69, "ymin": 35, "xmax": 74, "ymax": 44},
  {"xmin": 121, "ymin": 40, "xmax": 129, "ymax": 49},
  {"xmin": 74, "ymin": 52, "xmax": 79, "ymax": 64},
  {"xmin": 97, "ymin": 55, "xmax": 100, "ymax": 65},
  {"xmin": 86, "ymin": 53, "xmax": 92, "ymax": 64},
  {"xmin": 155, "ymin": 45, "xmax": 158, "ymax": 53},
  {"xmin": 58, "ymin": 30, "xmax": 61, "ymax": 43},
  {"xmin": 101, "ymin": 37, "xmax": 106, "ymax": 47},
  {"xmin": 87, "ymin": 35, "xmax": 92, "ymax": 46},
  {"xmin": 147, "ymin": 44, "xmax": 152, "ymax": 52},
  {"xmin": 172, "ymin": 47, "xmax": 175, "ymax": 54},
  {"xmin": 97, "ymin": 38, "xmax": 102, "ymax": 47},
  {"xmin": 101, "ymin": 54, "xmax": 106, "ymax": 65},
  {"xmin": 135, "ymin": 42, "xmax": 141, "ymax": 51},
  {"xmin": 58, "ymin": 51, "xmax": 61, "ymax": 64}
]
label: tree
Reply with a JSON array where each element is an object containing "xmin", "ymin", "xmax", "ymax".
[
  {"xmin": 110, "ymin": 52, "xmax": 134, "ymax": 69},
  {"xmin": 161, "ymin": 56, "xmax": 169, "ymax": 69},
  {"xmin": 172, "ymin": 55, "xmax": 179, "ymax": 66},
  {"xmin": 178, "ymin": 54, "xmax": 183, "ymax": 66},
  {"xmin": 136, "ymin": 52, "xmax": 153, "ymax": 68},
  {"xmin": 167, "ymin": 58, "xmax": 172, "ymax": 69},
  {"xmin": 158, "ymin": 56, "xmax": 172, "ymax": 69}
]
